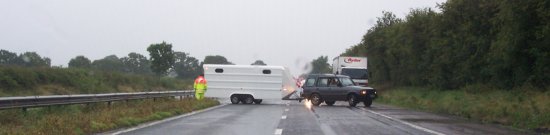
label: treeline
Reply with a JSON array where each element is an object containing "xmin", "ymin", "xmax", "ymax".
[
  {"xmin": 1, "ymin": 44, "xmax": 240, "ymax": 80},
  {"xmin": 0, "ymin": 66, "xmax": 188, "ymax": 96},
  {"xmin": 0, "ymin": 41, "xmax": 272, "ymax": 95},
  {"xmin": 342, "ymin": 0, "xmax": 549, "ymax": 90},
  {"xmin": 0, "ymin": 51, "xmax": 51, "ymax": 67}
]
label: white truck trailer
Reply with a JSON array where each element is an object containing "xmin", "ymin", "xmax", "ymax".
[
  {"xmin": 203, "ymin": 64, "xmax": 301, "ymax": 104},
  {"xmin": 332, "ymin": 56, "xmax": 369, "ymax": 86}
]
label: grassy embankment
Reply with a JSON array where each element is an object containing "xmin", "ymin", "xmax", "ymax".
[
  {"xmin": 0, "ymin": 98, "xmax": 219, "ymax": 134},
  {"xmin": 375, "ymin": 85, "xmax": 550, "ymax": 131},
  {"xmin": 0, "ymin": 66, "xmax": 193, "ymax": 96}
]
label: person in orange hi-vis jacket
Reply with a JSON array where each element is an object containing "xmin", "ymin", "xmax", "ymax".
[{"xmin": 193, "ymin": 74, "xmax": 207, "ymax": 100}]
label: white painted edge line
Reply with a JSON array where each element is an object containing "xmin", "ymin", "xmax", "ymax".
[
  {"xmin": 281, "ymin": 115, "xmax": 287, "ymax": 119},
  {"xmin": 108, "ymin": 104, "xmax": 228, "ymax": 135},
  {"xmin": 359, "ymin": 108, "xmax": 446, "ymax": 135},
  {"xmin": 274, "ymin": 129, "xmax": 283, "ymax": 135}
]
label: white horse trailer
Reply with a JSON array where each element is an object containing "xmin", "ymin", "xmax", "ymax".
[{"xmin": 203, "ymin": 64, "xmax": 301, "ymax": 104}]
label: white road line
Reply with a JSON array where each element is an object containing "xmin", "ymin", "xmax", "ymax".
[
  {"xmin": 281, "ymin": 115, "xmax": 287, "ymax": 119},
  {"xmin": 285, "ymin": 108, "xmax": 289, "ymax": 112},
  {"xmin": 274, "ymin": 129, "xmax": 283, "ymax": 135},
  {"xmin": 108, "ymin": 104, "xmax": 228, "ymax": 135},
  {"xmin": 359, "ymin": 108, "xmax": 446, "ymax": 135}
]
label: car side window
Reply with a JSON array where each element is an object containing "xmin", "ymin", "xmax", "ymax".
[
  {"xmin": 328, "ymin": 77, "xmax": 340, "ymax": 87},
  {"xmin": 305, "ymin": 78, "xmax": 316, "ymax": 87},
  {"xmin": 317, "ymin": 78, "xmax": 329, "ymax": 87}
]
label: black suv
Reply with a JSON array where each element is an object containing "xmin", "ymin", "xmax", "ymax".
[{"xmin": 301, "ymin": 74, "xmax": 377, "ymax": 107}]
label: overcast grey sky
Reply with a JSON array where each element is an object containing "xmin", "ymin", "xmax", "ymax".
[{"xmin": 0, "ymin": 0, "xmax": 445, "ymax": 76}]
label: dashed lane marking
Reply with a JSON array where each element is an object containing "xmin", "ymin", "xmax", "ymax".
[
  {"xmin": 281, "ymin": 115, "xmax": 287, "ymax": 119},
  {"xmin": 285, "ymin": 108, "xmax": 289, "ymax": 112},
  {"xmin": 274, "ymin": 129, "xmax": 283, "ymax": 135}
]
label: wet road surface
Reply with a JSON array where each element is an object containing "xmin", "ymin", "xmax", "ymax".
[{"xmin": 114, "ymin": 100, "xmax": 528, "ymax": 135}]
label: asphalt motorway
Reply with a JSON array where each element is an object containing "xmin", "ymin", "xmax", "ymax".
[{"xmin": 115, "ymin": 100, "xmax": 528, "ymax": 135}]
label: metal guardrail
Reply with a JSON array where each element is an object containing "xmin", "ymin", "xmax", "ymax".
[{"xmin": 0, "ymin": 90, "xmax": 195, "ymax": 110}]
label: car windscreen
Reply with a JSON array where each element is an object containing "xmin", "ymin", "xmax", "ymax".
[
  {"xmin": 339, "ymin": 77, "xmax": 355, "ymax": 86},
  {"xmin": 341, "ymin": 68, "xmax": 368, "ymax": 79}
]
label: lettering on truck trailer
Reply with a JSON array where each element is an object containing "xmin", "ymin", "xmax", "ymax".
[{"xmin": 344, "ymin": 58, "xmax": 362, "ymax": 63}]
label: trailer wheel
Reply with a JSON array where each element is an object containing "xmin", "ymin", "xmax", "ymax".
[
  {"xmin": 230, "ymin": 95, "xmax": 240, "ymax": 104},
  {"xmin": 254, "ymin": 99, "xmax": 263, "ymax": 104},
  {"xmin": 242, "ymin": 95, "xmax": 254, "ymax": 104}
]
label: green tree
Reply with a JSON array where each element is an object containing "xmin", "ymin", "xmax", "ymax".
[
  {"xmin": 202, "ymin": 55, "xmax": 233, "ymax": 65},
  {"xmin": 341, "ymin": 0, "xmax": 550, "ymax": 90},
  {"xmin": 147, "ymin": 42, "xmax": 175, "ymax": 76},
  {"xmin": 121, "ymin": 52, "xmax": 151, "ymax": 74},
  {"xmin": 0, "ymin": 49, "xmax": 20, "ymax": 65},
  {"xmin": 173, "ymin": 52, "xmax": 201, "ymax": 79},
  {"xmin": 251, "ymin": 60, "xmax": 267, "ymax": 65},
  {"xmin": 92, "ymin": 55, "xmax": 124, "ymax": 72},
  {"xmin": 68, "ymin": 55, "xmax": 91, "ymax": 68},
  {"xmin": 310, "ymin": 56, "xmax": 331, "ymax": 74},
  {"xmin": 18, "ymin": 52, "xmax": 51, "ymax": 67}
]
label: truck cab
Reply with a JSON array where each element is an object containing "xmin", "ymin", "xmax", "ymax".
[{"xmin": 340, "ymin": 67, "xmax": 368, "ymax": 86}]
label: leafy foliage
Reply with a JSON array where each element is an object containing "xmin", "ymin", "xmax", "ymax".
[
  {"xmin": 202, "ymin": 55, "xmax": 233, "ymax": 65},
  {"xmin": 0, "ymin": 50, "xmax": 19, "ymax": 65},
  {"xmin": 0, "ymin": 66, "xmax": 188, "ymax": 96},
  {"xmin": 68, "ymin": 55, "xmax": 92, "ymax": 68},
  {"xmin": 147, "ymin": 42, "xmax": 175, "ymax": 76},
  {"xmin": 310, "ymin": 56, "xmax": 331, "ymax": 74},
  {"xmin": 120, "ymin": 52, "xmax": 152, "ymax": 74},
  {"xmin": 173, "ymin": 51, "xmax": 201, "ymax": 79},
  {"xmin": 342, "ymin": 0, "xmax": 550, "ymax": 90},
  {"xmin": 0, "ymin": 50, "xmax": 51, "ymax": 67},
  {"xmin": 92, "ymin": 55, "xmax": 124, "ymax": 72},
  {"xmin": 251, "ymin": 60, "xmax": 267, "ymax": 65}
]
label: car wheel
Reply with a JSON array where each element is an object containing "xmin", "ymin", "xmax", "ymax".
[
  {"xmin": 242, "ymin": 95, "xmax": 254, "ymax": 104},
  {"xmin": 364, "ymin": 98, "xmax": 373, "ymax": 107},
  {"xmin": 348, "ymin": 94, "xmax": 358, "ymax": 107},
  {"xmin": 325, "ymin": 101, "xmax": 335, "ymax": 106},
  {"xmin": 254, "ymin": 99, "xmax": 263, "ymax": 104},
  {"xmin": 230, "ymin": 95, "xmax": 240, "ymax": 104},
  {"xmin": 310, "ymin": 94, "xmax": 322, "ymax": 106}
]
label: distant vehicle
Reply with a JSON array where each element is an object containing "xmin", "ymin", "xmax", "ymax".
[
  {"xmin": 301, "ymin": 74, "xmax": 377, "ymax": 107},
  {"xmin": 332, "ymin": 56, "xmax": 369, "ymax": 86},
  {"xmin": 203, "ymin": 64, "xmax": 301, "ymax": 104}
]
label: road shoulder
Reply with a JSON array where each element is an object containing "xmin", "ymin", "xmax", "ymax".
[
  {"xmin": 100, "ymin": 104, "xmax": 228, "ymax": 135},
  {"xmin": 366, "ymin": 103, "xmax": 531, "ymax": 135}
]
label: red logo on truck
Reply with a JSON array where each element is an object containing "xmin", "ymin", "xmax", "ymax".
[{"xmin": 344, "ymin": 58, "xmax": 361, "ymax": 63}]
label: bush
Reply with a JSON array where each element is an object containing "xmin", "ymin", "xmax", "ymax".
[{"xmin": 0, "ymin": 66, "xmax": 190, "ymax": 96}]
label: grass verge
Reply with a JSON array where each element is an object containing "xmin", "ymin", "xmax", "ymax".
[
  {"xmin": 0, "ymin": 98, "xmax": 219, "ymax": 135},
  {"xmin": 375, "ymin": 86, "xmax": 550, "ymax": 132}
]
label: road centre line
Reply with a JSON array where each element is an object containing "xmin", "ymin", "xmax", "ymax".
[{"xmin": 281, "ymin": 115, "xmax": 287, "ymax": 119}]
